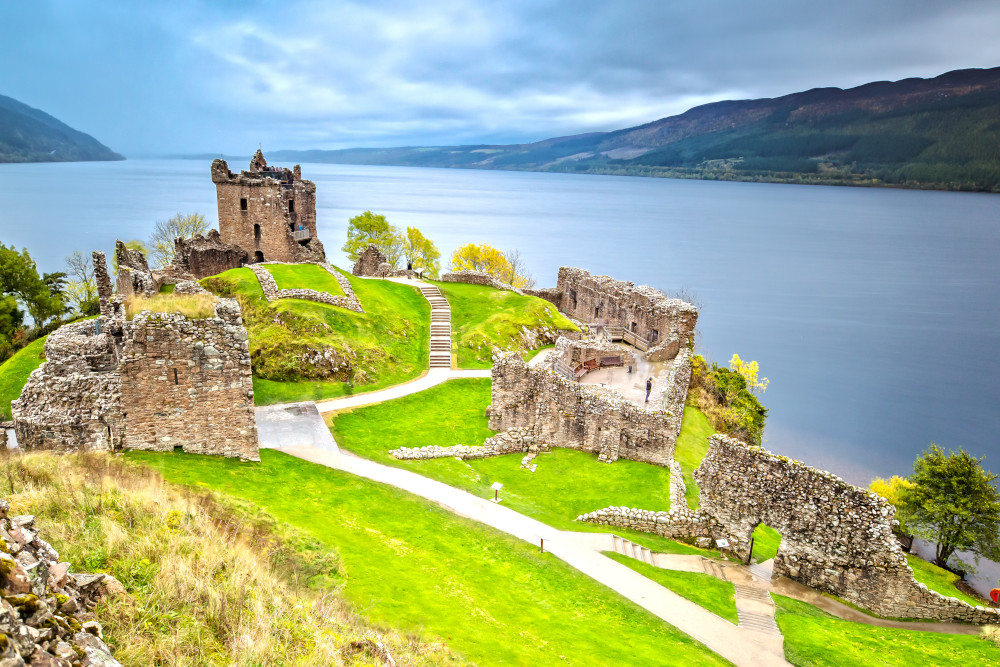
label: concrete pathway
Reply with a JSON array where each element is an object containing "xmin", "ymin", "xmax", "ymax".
[
  {"xmin": 309, "ymin": 368, "xmax": 490, "ymax": 415},
  {"xmin": 275, "ymin": 443, "xmax": 790, "ymax": 667}
]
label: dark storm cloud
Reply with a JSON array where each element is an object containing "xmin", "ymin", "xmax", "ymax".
[{"xmin": 2, "ymin": 0, "xmax": 999, "ymax": 155}]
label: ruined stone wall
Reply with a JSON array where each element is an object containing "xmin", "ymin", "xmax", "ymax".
[
  {"xmin": 249, "ymin": 263, "xmax": 363, "ymax": 313},
  {"xmin": 695, "ymin": 434, "xmax": 1000, "ymax": 623},
  {"xmin": 549, "ymin": 267, "xmax": 697, "ymax": 361},
  {"xmin": 93, "ymin": 251, "xmax": 114, "ymax": 318},
  {"xmin": 352, "ymin": 244, "xmax": 388, "ymax": 276},
  {"xmin": 440, "ymin": 270, "xmax": 523, "ymax": 294},
  {"xmin": 488, "ymin": 352, "xmax": 679, "ymax": 464},
  {"xmin": 12, "ymin": 319, "xmax": 124, "ymax": 452},
  {"xmin": 173, "ymin": 229, "xmax": 248, "ymax": 279},
  {"xmin": 115, "ymin": 240, "xmax": 157, "ymax": 298},
  {"xmin": 119, "ymin": 300, "xmax": 259, "ymax": 460},
  {"xmin": 212, "ymin": 152, "xmax": 325, "ymax": 264}
]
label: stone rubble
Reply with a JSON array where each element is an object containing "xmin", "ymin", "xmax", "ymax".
[{"xmin": 0, "ymin": 499, "xmax": 124, "ymax": 666}]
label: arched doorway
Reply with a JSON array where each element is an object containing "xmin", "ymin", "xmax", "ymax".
[{"xmin": 254, "ymin": 251, "xmax": 264, "ymax": 263}]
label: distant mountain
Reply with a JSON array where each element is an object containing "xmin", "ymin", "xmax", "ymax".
[
  {"xmin": 0, "ymin": 94, "xmax": 123, "ymax": 163},
  {"xmin": 270, "ymin": 67, "xmax": 1000, "ymax": 192}
]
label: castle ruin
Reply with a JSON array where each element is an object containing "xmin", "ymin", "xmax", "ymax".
[{"xmin": 211, "ymin": 150, "xmax": 326, "ymax": 264}]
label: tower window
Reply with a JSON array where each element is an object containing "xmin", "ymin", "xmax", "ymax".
[
  {"xmin": 288, "ymin": 199, "xmax": 295, "ymax": 213},
  {"xmin": 254, "ymin": 224, "xmax": 261, "ymax": 241},
  {"xmin": 240, "ymin": 198, "xmax": 248, "ymax": 211}
]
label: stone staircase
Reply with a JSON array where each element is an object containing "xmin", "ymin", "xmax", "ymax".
[
  {"xmin": 611, "ymin": 535, "xmax": 654, "ymax": 565},
  {"xmin": 420, "ymin": 285, "xmax": 453, "ymax": 369},
  {"xmin": 733, "ymin": 584, "xmax": 782, "ymax": 636}
]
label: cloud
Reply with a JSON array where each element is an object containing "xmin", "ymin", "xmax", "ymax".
[{"xmin": 2, "ymin": 0, "xmax": 1000, "ymax": 154}]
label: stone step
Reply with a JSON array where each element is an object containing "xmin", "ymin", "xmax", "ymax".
[
  {"xmin": 747, "ymin": 564, "xmax": 773, "ymax": 582},
  {"xmin": 736, "ymin": 610, "xmax": 781, "ymax": 635},
  {"xmin": 733, "ymin": 584, "xmax": 773, "ymax": 603}
]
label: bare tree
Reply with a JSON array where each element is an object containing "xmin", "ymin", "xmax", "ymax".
[
  {"xmin": 502, "ymin": 248, "xmax": 535, "ymax": 289},
  {"xmin": 148, "ymin": 213, "xmax": 210, "ymax": 268},
  {"xmin": 64, "ymin": 250, "xmax": 97, "ymax": 313}
]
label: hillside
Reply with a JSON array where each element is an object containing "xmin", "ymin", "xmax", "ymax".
[
  {"xmin": 0, "ymin": 93, "xmax": 123, "ymax": 162},
  {"xmin": 269, "ymin": 66, "xmax": 1000, "ymax": 192}
]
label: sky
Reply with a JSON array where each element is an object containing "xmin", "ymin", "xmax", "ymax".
[{"xmin": 2, "ymin": 0, "xmax": 1000, "ymax": 156}]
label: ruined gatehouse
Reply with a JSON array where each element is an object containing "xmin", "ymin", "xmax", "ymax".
[{"xmin": 212, "ymin": 150, "xmax": 326, "ymax": 264}]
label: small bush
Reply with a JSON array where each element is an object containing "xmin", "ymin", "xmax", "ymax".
[
  {"xmin": 125, "ymin": 294, "xmax": 217, "ymax": 320},
  {"xmin": 688, "ymin": 354, "xmax": 768, "ymax": 445}
]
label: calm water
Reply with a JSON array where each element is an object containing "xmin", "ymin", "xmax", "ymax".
[{"xmin": 2, "ymin": 159, "xmax": 999, "ymax": 485}]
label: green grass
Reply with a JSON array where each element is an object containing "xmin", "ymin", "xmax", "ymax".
[
  {"xmin": 202, "ymin": 266, "xmax": 428, "ymax": 405},
  {"xmin": 329, "ymin": 378, "xmax": 673, "ymax": 531},
  {"xmin": 604, "ymin": 552, "xmax": 739, "ymax": 623},
  {"xmin": 0, "ymin": 336, "xmax": 47, "ymax": 419},
  {"xmin": 264, "ymin": 262, "xmax": 344, "ymax": 296},
  {"xmin": 129, "ymin": 449, "xmax": 731, "ymax": 666},
  {"xmin": 674, "ymin": 406, "xmax": 715, "ymax": 509},
  {"xmin": 751, "ymin": 524, "xmax": 782, "ymax": 563},
  {"xmin": 433, "ymin": 281, "xmax": 577, "ymax": 368},
  {"xmin": 158, "ymin": 282, "xmax": 175, "ymax": 294},
  {"xmin": 906, "ymin": 554, "xmax": 987, "ymax": 607},
  {"xmin": 774, "ymin": 594, "xmax": 997, "ymax": 666}
]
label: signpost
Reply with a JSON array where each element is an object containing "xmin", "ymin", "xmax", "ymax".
[
  {"xmin": 716, "ymin": 538, "xmax": 730, "ymax": 549},
  {"xmin": 491, "ymin": 482, "xmax": 503, "ymax": 503}
]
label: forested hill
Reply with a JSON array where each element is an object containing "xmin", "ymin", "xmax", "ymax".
[
  {"xmin": 0, "ymin": 94, "xmax": 123, "ymax": 163},
  {"xmin": 270, "ymin": 66, "xmax": 1000, "ymax": 192}
]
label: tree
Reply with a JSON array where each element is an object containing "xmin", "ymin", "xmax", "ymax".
[
  {"xmin": 898, "ymin": 444, "xmax": 1000, "ymax": 568},
  {"xmin": 148, "ymin": 213, "xmax": 209, "ymax": 268},
  {"xmin": 449, "ymin": 243, "xmax": 511, "ymax": 277},
  {"xmin": 500, "ymin": 248, "xmax": 535, "ymax": 289},
  {"xmin": 0, "ymin": 244, "xmax": 66, "ymax": 331},
  {"xmin": 403, "ymin": 227, "xmax": 441, "ymax": 278},
  {"xmin": 869, "ymin": 475, "xmax": 915, "ymax": 534},
  {"xmin": 342, "ymin": 211, "xmax": 405, "ymax": 268},
  {"xmin": 729, "ymin": 354, "xmax": 769, "ymax": 395},
  {"xmin": 64, "ymin": 250, "xmax": 98, "ymax": 315},
  {"xmin": 111, "ymin": 239, "xmax": 149, "ymax": 276}
]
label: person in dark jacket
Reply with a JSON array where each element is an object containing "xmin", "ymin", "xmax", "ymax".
[{"xmin": 645, "ymin": 377, "xmax": 653, "ymax": 403}]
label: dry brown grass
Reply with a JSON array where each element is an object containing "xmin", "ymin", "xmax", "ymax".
[
  {"xmin": 982, "ymin": 625, "xmax": 1000, "ymax": 648},
  {"xmin": 0, "ymin": 451, "xmax": 455, "ymax": 666},
  {"xmin": 125, "ymin": 293, "xmax": 218, "ymax": 320}
]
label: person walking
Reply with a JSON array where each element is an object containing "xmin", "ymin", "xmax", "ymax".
[{"xmin": 645, "ymin": 377, "xmax": 653, "ymax": 403}]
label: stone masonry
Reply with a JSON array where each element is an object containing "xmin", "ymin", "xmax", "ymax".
[
  {"xmin": 487, "ymin": 351, "xmax": 681, "ymax": 464},
  {"xmin": 694, "ymin": 434, "xmax": 1000, "ymax": 623},
  {"xmin": 530, "ymin": 267, "xmax": 698, "ymax": 361},
  {"xmin": 212, "ymin": 150, "xmax": 326, "ymax": 264},
  {"xmin": 440, "ymin": 270, "xmax": 523, "ymax": 294},
  {"xmin": 12, "ymin": 250, "xmax": 259, "ymax": 460},
  {"xmin": 171, "ymin": 229, "xmax": 248, "ymax": 279},
  {"xmin": 114, "ymin": 240, "xmax": 157, "ymax": 298},
  {"xmin": 249, "ymin": 263, "xmax": 363, "ymax": 313},
  {"xmin": 352, "ymin": 244, "xmax": 388, "ymax": 277}
]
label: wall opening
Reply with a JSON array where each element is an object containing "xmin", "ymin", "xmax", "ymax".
[
  {"xmin": 254, "ymin": 251, "xmax": 264, "ymax": 263},
  {"xmin": 288, "ymin": 199, "xmax": 295, "ymax": 213},
  {"xmin": 651, "ymin": 328, "xmax": 659, "ymax": 342},
  {"xmin": 749, "ymin": 523, "xmax": 782, "ymax": 566},
  {"xmin": 240, "ymin": 197, "xmax": 248, "ymax": 211},
  {"xmin": 173, "ymin": 368, "xmax": 178, "ymax": 385},
  {"xmin": 254, "ymin": 224, "xmax": 261, "ymax": 241}
]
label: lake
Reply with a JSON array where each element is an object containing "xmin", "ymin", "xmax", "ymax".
[{"xmin": 1, "ymin": 158, "xmax": 998, "ymax": 485}]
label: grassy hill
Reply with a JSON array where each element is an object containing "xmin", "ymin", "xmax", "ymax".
[
  {"xmin": 269, "ymin": 66, "xmax": 1000, "ymax": 192},
  {"xmin": 0, "ymin": 93, "xmax": 123, "ymax": 163}
]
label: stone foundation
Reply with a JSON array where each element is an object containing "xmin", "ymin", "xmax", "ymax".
[
  {"xmin": 249, "ymin": 263, "xmax": 363, "ymax": 313},
  {"xmin": 440, "ymin": 270, "xmax": 523, "ymax": 294},
  {"xmin": 389, "ymin": 428, "xmax": 543, "ymax": 461},
  {"xmin": 487, "ymin": 352, "xmax": 680, "ymax": 464}
]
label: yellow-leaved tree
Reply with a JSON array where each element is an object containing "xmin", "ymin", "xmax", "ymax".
[
  {"xmin": 403, "ymin": 227, "xmax": 441, "ymax": 278},
  {"xmin": 729, "ymin": 353, "xmax": 768, "ymax": 395},
  {"xmin": 449, "ymin": 243, "xmax": 534, "ymax": 288}
]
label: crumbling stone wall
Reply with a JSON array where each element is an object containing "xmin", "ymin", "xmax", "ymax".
[
  {"xmin": 540, "ymin": 267, "xmax": 697, "ymax": 361},
  {"xmin": 172, "ymin": 229, "xmax": 248, "ymax": 279},
  {"xmin": 212, "ymin": 151, "xmax": 326, "ymax": 264},
  {"xmin": 114, "ymin": 240, "xmax": 157, "ymax": 298},
  {"xmin": 93, "ymin": 251, "xmax": 114, "ymax": 318},
  {"xmin": 352, "ymin": 244, "xmax": 388, "ymax": 277},
  {"xmin": 249, "ymin": 263, "xmax": 363, "ymax": 313},
  {"xmin": 487, "ymin": 352, "xmax": 680, "ymax": 464},
  {"xmin": 389, "ymin": 428, "xmax": 542, "ymax": 461},
  {"xmin": 119, "ymin": 300, "xmax": 258, "ymax": 460},
  {"xmin": 440, "ymin": 270, "xmax": 523, "ymax": 294},
  {"xmin": 695, "ymin": 434, "xmax": 1000, "ymax": 623}
]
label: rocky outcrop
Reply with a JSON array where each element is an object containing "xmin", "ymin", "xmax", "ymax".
[{"xmin": 0, "ymin": 499, "xmax": 124, "ymax": 666}]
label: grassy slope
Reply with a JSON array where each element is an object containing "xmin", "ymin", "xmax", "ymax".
[
  {"xmin": 774, "ymin": 595, "xmax": 997, "ymax": 666},
  {"xmin": 906, "ymin": 554, "xmax": 987, "ymax": 607},
  {"xmin": 203, "ymin": 267, "xmax": 428, "ymax": 405},
  {"xmin": 0, "ymin": 335, "xmax": 47, "ymax": 419},
  {"xmin": 433, "ymin": 281, "xmax": 577, "ymax": 369},
  {"xmin": 264, "ymin": 262, "xmax": 344, "ymax": 296},
  {"xmin": 131, "ymin": 449, "xmax": 730, "ymax": 667},
  {"xmin": 329, "ymin": 378, "xmax": 672, "ymax": 532},
  {"xmin": 604, "ymin": 552, "xmax": 739, "ymax": 624},
  {"xmin": 673, "ymin": 406, "xmax": 715, "ymax": 509}
]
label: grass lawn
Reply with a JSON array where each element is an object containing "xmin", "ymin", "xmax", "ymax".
[
  {"xmin": 202, "ymin": 267, "xmax": 428, "ymax": 405},
  {"xmin": 774, "ymin": 594, "xmax": 997, "ymax": 666},
  {"xmin": 674, "ymin": 406, "xmax": 715, "ymax": 509},
  {"xmin": 0, "ymin": 335, "xmax": 47, "ymax": 419},
  {"xmin": 604, "ymin": 552, "xmax": 739, "ymax": 623},
  {"xmin": 264, "ymin": 262, "xmax": 344, "ymax": 296},
  {"xmin": 751, "ymin": 524, "xmax": 782, "ymax": 563},
  {"xmin": 433, "ymin": 281, "xmax": 577, "ymax": 368},
  {"xmin": 329, "ymin": 378, "xmax": 672, "ymax": 531},
  {"xmin": 130, "ymin": 449, "xmax": 731, "ymax": 666},
  {"xmin": 906, "ymin": 553, "xmax": 987, "ymax": 607}
]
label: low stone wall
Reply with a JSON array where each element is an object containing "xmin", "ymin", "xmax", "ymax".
[
  {"xmin": 440, "ymin": 270, "xmax": 523, "ymax": 294},
  {"xmin": 576, "ymin": 505, "xmax": 716, "ymax": 541},
  {"xmin": 389, "ymin": 427, "xmax": 543, "ymax": 461},
  {"xmin": 488, "ymin": 352, "xmax": 680, "ymax": 464},
  {"xmin": 249, "ymin": 263, "xmax": 364, "ymax": 313},
  {"xmin": 173, "ymin": 280, "xmax": 211, "ymax": 295},
  {"xmin": 119, "ymin": 300, "xmax": 259, "ymax": 460},
  {"xmin": 695, "ymin": 434, "xmax": 1000, "ymax": 623}
]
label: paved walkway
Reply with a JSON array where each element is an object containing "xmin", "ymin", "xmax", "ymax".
[
  {"xmin": 275, "ymin": 443, "xmax": 790, "ymax": 667},
  {"xmin": 310, "ymin": 368, "xmax": 490, "ymax": 415}
]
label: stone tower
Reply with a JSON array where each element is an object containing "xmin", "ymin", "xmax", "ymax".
[{"xmin": 211, "ymin": 150, "xmax": 326, "ymax": 263}]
